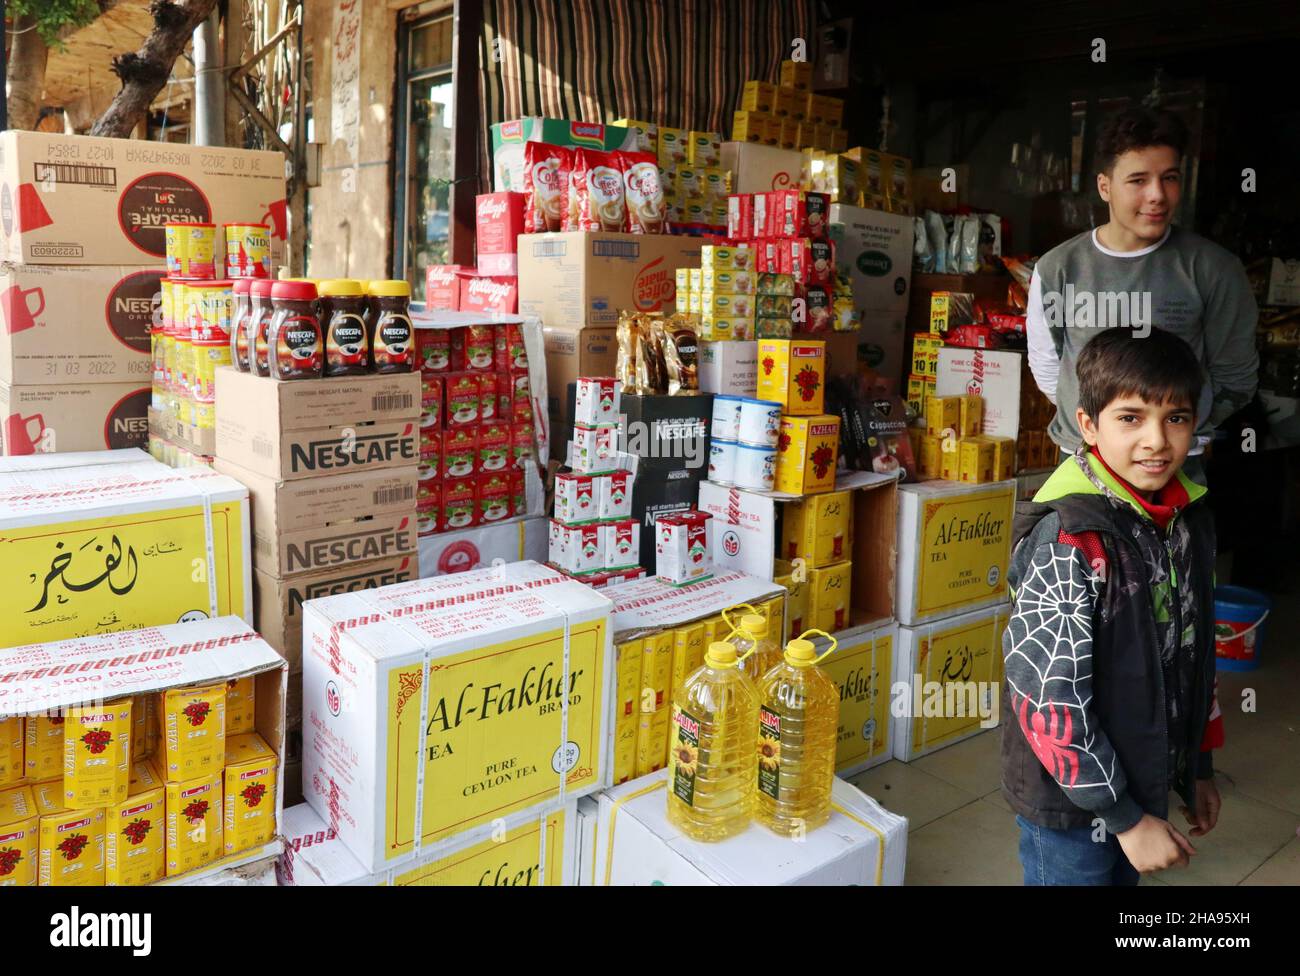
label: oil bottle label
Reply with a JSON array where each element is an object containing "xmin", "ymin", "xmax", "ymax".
[
  {"xmin": 668, "ymin": 705, "xmax": 700, "ymax": 807},
  {"xmin": 757, "ymin": 706, "xmax": 781, "ymax": 799}
]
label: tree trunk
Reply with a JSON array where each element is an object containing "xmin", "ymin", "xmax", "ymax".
[
  {"xmin": 7, "ymin": 15, "xmax": 51, "ymax": 131},
  {"xmin": 90, "ymin": 0, "xmax": 222, "ymax": 139}
]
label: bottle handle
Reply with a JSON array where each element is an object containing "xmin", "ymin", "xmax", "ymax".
[
  {"xmin": 722, "ymin": 602, "xmax": 758, "ymax": 633},
  {"xmin": 796, "ymin": 628, "xmax": 838, "ymax": 665},
  {"xmin": 722, "ymin": 627, "xmax": 757, "ymax": 664}
]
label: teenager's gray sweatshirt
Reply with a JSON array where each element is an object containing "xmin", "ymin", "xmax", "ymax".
[{"xmin": 1026, "ymin": 226, "xmax": 1259, "ymax": 452}]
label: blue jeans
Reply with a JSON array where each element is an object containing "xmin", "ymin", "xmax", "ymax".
[{"xmin": 1016, "ymin": 815, "xmax": 1141, "ymax": 886}]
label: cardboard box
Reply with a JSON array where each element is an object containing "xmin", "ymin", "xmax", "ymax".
[
  {"xmin": 277, "ymin": 801, "xmax": 578, "ymax": 886},
  {"xmin": 828, "ymin": 204, "xmax": 913, "ymax": 392},
  {"xmin": 808, "ymin": 560, "xmax": 853, "ymax": 633},
  {"xmin": 698, "ymin": 340, "xmax": 758, "ymax": 398},
  {"xmin": 756, "ymin": 339, "xmax": 825, "ymax": 415},
  {"xmin": 301, "ymin": 562, "xmax": 612, "ymax": 873},
  {"xmin": 417, "ymin": 516, "xmax": 547, "ymax": 578},
  {"xmin": 895, "ymin": 479, "xmax": 1014, "ymax": 626},
  {"xmin": 719, "ymin": 142, "xmax": 806, "ymax": 194},
  {"xmin": 474, "ymin": 192, "xmax": 526, "ymax": 277},
  {"xmin": 251, "ymin": 555, "xmax": 417, "ymax": 668},
  {"xmin": 0, "ymin": 449, "xmax": 251, "ymax": 647},
  {"xmin": 771, "ymin": 559, "xmax": 809, "ymax": 642},
  {"xmin": 490, "ymin": 118, "xmax": 636, "ymax": 192},
  {"xmin": 619, "ymin": 392, "xmax": 712, "ymax": 474},
  {"xmin": 516, "ymin": 232, "xmax": 704, "ymax": 330},
  {"xmin": 0, "ymin": 615, "xmax": 287, "ymax": 884},
  {"xmin": 592, "ymin": 770, "xmax": 907, "ymax": 884},
  {"xmin": 0, "ymin": 264, "xmax": 160, "ymax": 385},
  {"xmin": 825, "ymin": 619, "xmax": 897, "ymax": 775},
  {"xmin": 213, "ymin": 459, "xmax": 417, "ymax": 578},
  {"xmin": 1, "ymin": 380, "xmax": 150, "ymax": 455},
  {"xmin": 781, "ymin": 489, "xmax": 852, "ymax": 567},
  {"xmin": 0, "ymin": 132, "xmax": 285, "ymax": 267},
  {"xmin": 214, "ymin": 368, "xmax": 420, "ymax": 481},
  {"xmin": 542, "ymin": 325, "xmax": 615, "ymax": 456},
  {"xmin": 892, "ymin": 603, "xmax": 1009, "ymax": 762},
  {"xmin": 611, "ymin": 639, "xmax": 645, "ymax": 785},
  {"xmin": 935, "ymin": 347, "xmax": 1024, "ymax": 439},
  {"xmin": 774, "ymin": 414, "xmax": 840, "ymax": 494}
]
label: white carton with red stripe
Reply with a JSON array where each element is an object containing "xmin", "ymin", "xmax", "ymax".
[{"xmin": 654, "ymin": 510, "xmax": 713, "ymax": 585}]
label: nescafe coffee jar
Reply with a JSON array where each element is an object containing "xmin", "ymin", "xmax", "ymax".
[
  {"xmin": 368, "ymin": 280, "xmax": 414, "ymax": 373},
  {"xmin": 249, "ymin": 278, "xmax": 277, "ymax": 377},
  {"xmin": 319, "ymin": 279, "xmax": 370, "ymax": 376},
  {"xmin": 229, "ymin": 278, "xmax": 254, "ymax": 371},
  {"xmin": 267, "ymin": 279, "xmax": 323, "ymax": 380}
]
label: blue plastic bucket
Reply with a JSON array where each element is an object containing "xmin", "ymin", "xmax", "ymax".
[{"xmin": 1213, "ymin": 585, "xmax": 1271, "ymax": 672}]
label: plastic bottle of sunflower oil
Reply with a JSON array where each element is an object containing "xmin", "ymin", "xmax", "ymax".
[
  {"xmin": 755, "ymin": 629, "xmax": 840, "ymax": 837},
  {"xmin": 666, "ymin": 640, "xmax": 761, "ymax": 842},
  {"xmin": 721, "ymin": 604, "xmax": 782, "ymax": 681}
]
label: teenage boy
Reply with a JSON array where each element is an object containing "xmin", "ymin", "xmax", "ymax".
[
  {"xmin": 1002, "ymin": 327, "xmax": 1221, "ymax": 885},
  {"xmin": 1026, "ymin": 106, "xmax": 1258, "ymax": 477}
]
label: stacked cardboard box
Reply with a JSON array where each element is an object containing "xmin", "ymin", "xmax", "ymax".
[
  {"xmin": 731, "ymin": 62, "xmax": 848, "ymax": 152},
  {"xmin": 0, "ymin": 131, "xmax": 283, "ymax": 458},
  {"xmin": 934, "ymin": 347, "xmax": 1056, "ymax": 471},
  {"xmin": 212, "ymin": 368, "xmax": 421, "ymax": 767},
  {"xmin": 299, "ymin": 561, "xmax": 613, "ymax": 878}
]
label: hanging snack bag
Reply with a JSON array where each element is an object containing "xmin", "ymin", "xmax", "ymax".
[
  {"xmin": 568, "ymin": 148, "xmax": 627, "ymax": 232},
  {"xmin": 663, "ymin": 315, "xmax": 700, "ymax": 395}
]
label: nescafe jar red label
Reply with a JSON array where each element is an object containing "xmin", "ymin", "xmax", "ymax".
[{"xmin": 274, "ymin": 315, "xmax": 323, "ymax": 379}]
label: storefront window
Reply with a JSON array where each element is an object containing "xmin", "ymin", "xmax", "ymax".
[{"xmin": 396, "ymin": 12, "xmax": 454, "ymax": 302}]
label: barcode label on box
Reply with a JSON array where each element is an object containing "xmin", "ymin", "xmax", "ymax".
[
  {"xmin": 530, "ymin": 240, "xmax": 568, "ymax": 258},
  {"xmin": 255, "ymin": 537, "xmax": 273, "ymax": 558},
  {"xmin": 252, "ymin": 436, "xmax": 273, "ymax": 457},
  {"xmin": 372, "ymin": 393, "xmax": 414, "ymax": 412},
  {"xmin": 592, "ymin": 241, "xmax": 641, "ymax": 259},
  {"xmin": 33, "ymin": 162, "xmax": 116, "ymax": 187},
  {"xmin": 373, "ymin": 485, "xmax": 414, "ymax": 505}
]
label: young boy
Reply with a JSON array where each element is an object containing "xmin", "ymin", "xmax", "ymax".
[{"xmin": 1002, "ymin": 327, "xmax": 1222, "ymax": 885}]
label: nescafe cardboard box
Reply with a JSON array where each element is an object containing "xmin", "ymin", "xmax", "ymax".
[
  {"xmin": 1, "ymin": 381, "xmax": 149, "ymax": 455},
  {"xmin": 0, "ymin": 264, "xmax": 160, "ymax": 384},
  {"xmin": 214, "ymin": 368, "xmax": 421, "ymax": 481},
  {"xmin": 252, "ymin": 554, "xmax": 418, "ymax": 670},
  {"xmin": 212, "ymin": 459, "xmax": 418, "ymax": 579},
  {"xmin": 618, "ymin": 392, "xmax": 713, "ymax": 474},
  {"xmin": 631, "ymin": 468, "xmax": 703, "ymax": 574},
  {"xmin": 0, "ymin": 132, "xmax": 285, "ymax": 267}
]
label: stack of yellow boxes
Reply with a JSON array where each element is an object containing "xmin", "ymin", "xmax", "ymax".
[
  {"xmin": 616, "ymin": 117, "xmax": 730, "ymax": 233},
  {"xmin": 0, "ymin": 675, "xmax": 273, "ymax": 886},
  {"xmin": 732, "ymin": 61, "xmax": 848, "ymax": 151},
  {"xmin": 613, "ymin": 596, "xmax": 784, "ymax": 785},
  {"xmin": 915, "ymin": 394, "xmax": 1015, "ymax": 483},
  {"xmin": 757, "ymin": 339, "xmax": 842, "ymax": 495},
  {"xmin": 843, "ymin": 147, "xmax": 914, "ymax": 215},
  {"xmin": 781, "ymin": 489, "xmax": 854, "ymax": 634},
  {"xmin": 906, "ymin": 332, "xmax": 943, "ymax": 418}
]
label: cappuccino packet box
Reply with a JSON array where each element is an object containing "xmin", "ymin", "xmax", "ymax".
[
  {"xmin": 301, "ymin": 561, "xmax": 613, "ymax": 873},
  {"xmin": 215, "ymin": 368, "xmax": 421, "ymax": 482},
  {"xmin": 0, "ymin": 449, "xmax": 251, "ymax": 647},
  {"xmin": 0, "ymin": 131, "xmax": 285, "ymax": 268}
]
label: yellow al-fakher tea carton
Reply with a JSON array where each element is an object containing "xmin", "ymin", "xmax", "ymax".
[
  {"xmin": 223, "ymin": 733, "xmax": 278, "ymax": 855},
  {"xmin": 635, "ymin": 630, "xmax": 674, "ymax": 777},
  {"xmin": 0, "ymin": 450, "xmax": 251, "ymax": 649},
  {"xmin": 611, "ymin": 639, "xmax": 644, "ymax": 786},
  {"xmin": 821, "ymin": 621, "xmax": 897, "ymax": 776},
  {"xmin": 224, "ymin": 676, "xmax": 257, "ymax": 734},
  {"xmin": 34, "ymin": 781, "xmax": 106, "ymax": 886},
  {"xmin": 166, "ymin": 772, "xmax": 223, "ymax": 876},
  {"xmin": 301, "ymin": 562, "xmax": 612, "ymax": 875},
  {"xmin": 63, "ymin": 698, "xmax": 132, "ymax": 807},
  {"xmin": 895, "ymin": 479, "xmax": 1014, "ymax": 626},
  {"xmin": 105, "ymin": 764, "xmax": 166, "ymax": 886},
  {"xmin": 0, "ymin": 785, "xmax": 39, "ymax": 886},
  {"xmin": 159, "ymin": 683, "xmax": 227, "ymax": 782}
]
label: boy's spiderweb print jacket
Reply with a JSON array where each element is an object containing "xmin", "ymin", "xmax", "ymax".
[{"xmin": 1000, "ymin": 450, "xmax": 1218, "ymax": 834}]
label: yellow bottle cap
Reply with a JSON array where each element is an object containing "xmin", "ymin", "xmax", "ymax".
[
  {"xmin": 784, "ymin": 638, "xmax": 817, "ymax": 667},
  {"xmin": 318, "ymin": 278, "xmax": 366, "ymax": 297},
  {"xmin": 369, "ymin": 279, "xmax": 411, "ymax": 297},
  {"xmin": 740, "ymin": 613, "xmax": 768, "ymax": 637},
  {"xmin": 704, "ymin": 641, "xmax": 738, "ymax": 668}
]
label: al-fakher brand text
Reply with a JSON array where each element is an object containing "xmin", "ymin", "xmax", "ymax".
[
  {"xmin": 932, "ymin": 512, "xmax": 1004, "ymax": 546},
  {"xmin": 426, "ymin": 662, "xmax": 586, "ymax": 735}
]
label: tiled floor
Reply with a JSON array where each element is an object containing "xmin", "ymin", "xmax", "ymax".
[{"xmin": 848, "ymin": 580, "xmax": 1300, "ymax": 886}]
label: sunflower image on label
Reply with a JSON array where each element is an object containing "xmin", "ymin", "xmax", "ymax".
[
  {"xmin": 274, "ymin": 315, "xmax": 323, "ymax": 379},
  {"xmin": 327, "ymin": 314, "xmax": 369, "ymax": 370},
  {"xmin": 669, "ymin": 705, "xmax": 701, "ymax": 806},
  {"xmin": 757, "ymin": 705, "xmax": 781, "ymax": 799}
]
